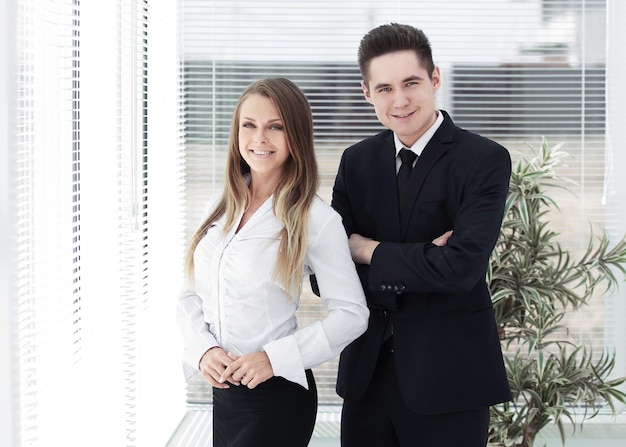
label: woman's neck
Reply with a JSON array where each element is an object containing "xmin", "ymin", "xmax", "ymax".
[{"xmin": 248, "ymin": 172, "xmax": 281, "ymax": 203}]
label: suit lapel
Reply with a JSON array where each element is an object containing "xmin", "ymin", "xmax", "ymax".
[{"xmin": 400, "ymin": 112, "xmax": 456, "ymax": 236}]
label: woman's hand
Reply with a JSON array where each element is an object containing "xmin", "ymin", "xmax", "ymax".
[
  {"xmin": 199, "ymin": 347, "xmax": 240, "ymax": 389},
  {"xmin": 220, "ymin": 351, "xmax": 274, "ymax": 390}
]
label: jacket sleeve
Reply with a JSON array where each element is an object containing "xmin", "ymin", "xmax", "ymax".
[
  {"xmin": 331, "ymin": 150, "xmax": 355, "ymax": 236},
  {"xmin": 369, "ymin": 144, "xmax": 511, "ymax": 294}
]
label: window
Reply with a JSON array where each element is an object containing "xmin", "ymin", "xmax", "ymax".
[
  {"xmin": 179, "ymin": 0, "xmax": 625, "ymax": 411},
  {"xmin": 3, "ymin": 1, "xmax": 625, "ymax": 446},
  {"xmin": 2, "ymin": 1, "xmax": 184, "ymax": 446}
]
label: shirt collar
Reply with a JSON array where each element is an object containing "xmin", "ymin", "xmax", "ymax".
[{"xmin": 394, "ymin": 110, "xmax": 444, "ymax": 157}]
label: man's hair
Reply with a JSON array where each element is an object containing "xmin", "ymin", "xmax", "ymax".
[{"xmin": 358, "ymin": 23, "xmax": 435, "ymax": 84}]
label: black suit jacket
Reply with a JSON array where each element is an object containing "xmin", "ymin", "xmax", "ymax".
[{"xmin": 332, "ymin": 111, "xmax": 512, "ymax": 414}]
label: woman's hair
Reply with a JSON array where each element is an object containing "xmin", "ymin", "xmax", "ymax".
[
  {"xmin": 358, "ymin": 23, "xmax": 435, "ymax": 85},
  {"xmin": 184, "ymin": 77, "xmax": 319, "ymax": 295}
]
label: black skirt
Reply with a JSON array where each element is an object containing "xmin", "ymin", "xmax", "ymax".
[{"xmin": 212, "ymin": 369, "xmax": 317, "ymax": 447}]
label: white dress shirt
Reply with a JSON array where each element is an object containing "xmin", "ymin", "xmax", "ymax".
[
  {"xmin": 177, "ymin": 194, "xmax": 369, "ymax": 389},
  {"xmin": 393, "ymin": 109, "xmax": 444, "ymax": 171}
]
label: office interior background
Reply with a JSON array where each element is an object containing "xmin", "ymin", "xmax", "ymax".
[{"xmin": 1, "ymin": 0, "xmax": 625, "ymax": 446}]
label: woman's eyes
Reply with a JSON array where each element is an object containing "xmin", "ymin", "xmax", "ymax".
[{"xmin": 241, "ymin": 122, "xmax": 283, "ymax": 131}]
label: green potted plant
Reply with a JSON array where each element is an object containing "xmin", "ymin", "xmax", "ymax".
[{"xmin": 487, "ymin": 138, "xmax": 626, "ymax": 447}]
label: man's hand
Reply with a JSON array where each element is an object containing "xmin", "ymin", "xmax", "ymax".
[
  {"xmin": 348, "ymin": 233, "xmax": 380, "ymax": 265},
  {"xmin": 348, "ymin": 230, "xmax": 452, "ymax": 265},
  {"xmin": 220, "ymin": 351, "xmax": 274, "ymax": 390},
  {"xmin": 432, "ymin": 230, "xmax": 452, "ymax": 246},
  {"xmin": 199, "ymin": 346, "xmax": 240, "ymax": 389}
]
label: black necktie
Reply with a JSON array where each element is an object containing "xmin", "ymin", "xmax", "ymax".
[{"xmin": 397, "ymin": 148, "xmax": 417, "ymax": 207}]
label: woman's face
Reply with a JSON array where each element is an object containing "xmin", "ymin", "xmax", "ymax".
[{"xmin": 238, "ymin": 94, "xmax": 290, "ymax": 181}]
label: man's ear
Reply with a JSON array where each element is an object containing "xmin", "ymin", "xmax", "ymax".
[
  {"xmin": 361, "ymin": 81, "xmax": 373, "ymax": 105},
  {"xmin": 431, "ymin": 66, "xmax": 442, "ymax": 93}
]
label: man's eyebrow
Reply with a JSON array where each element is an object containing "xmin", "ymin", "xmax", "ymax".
[
  {"xmin": 372, "ymin": 82, "xmax": 391, "ymax": 90},
  {"xmin": 403, "ymin": 75, "xmax": 425, "ymax": 83},
  {"xmin": 372, "ymin": 75, "xmax": 425, "ymax": 90}
]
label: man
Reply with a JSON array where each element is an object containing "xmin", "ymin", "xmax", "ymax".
[{"xmin": 333, "ymin": 23, "xmax": 512, "ymax": 446}]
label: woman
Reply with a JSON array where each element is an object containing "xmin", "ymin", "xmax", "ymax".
[{"xmin": 177, "ymin": 77, "xmax": 369, "ymax": 447}]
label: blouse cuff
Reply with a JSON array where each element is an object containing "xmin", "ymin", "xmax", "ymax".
[
  {"xmin": 263, "ymin": 335, "xmax": 308, "ymax": 389},
  {"xmin": 182, "ymin": 338, "xmax": 218, "ymax": 381}
]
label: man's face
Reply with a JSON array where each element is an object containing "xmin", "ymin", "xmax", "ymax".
[{"xmin": 362, "ymin": 49, "xmax": 441, "ymax": 148}]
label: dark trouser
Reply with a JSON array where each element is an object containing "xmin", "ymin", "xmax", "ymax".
[
  {"xmin": 212, "ymin": 369, "xmax": 317, "ymax": 447},
  {"xmin": 341, "ymin": 342, "xmax": 490, "ymax": 447}
]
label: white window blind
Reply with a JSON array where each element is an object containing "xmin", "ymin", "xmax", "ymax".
[
  {"xmin": 13, "ymin": 1, "xmax": 85, "ymax": 444},
  {"xmin": 605, "ymin": 0, "xmax": 626, "ymax": 382},
  {"xmin": 4, "ymin": 0, "xmax": 185, "ymax": 446},
  {"xmin": 179, "ymin": 0, "xmax": 625, "ymax": 408},
  {"xmin": 1, "ymin": 0, "xmax": 19, "ymax": 446}
]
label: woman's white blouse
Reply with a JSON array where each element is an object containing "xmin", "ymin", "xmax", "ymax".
[{"xmin": 177, "ymin": 194, "xmax": 369, "ymax": 389}]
